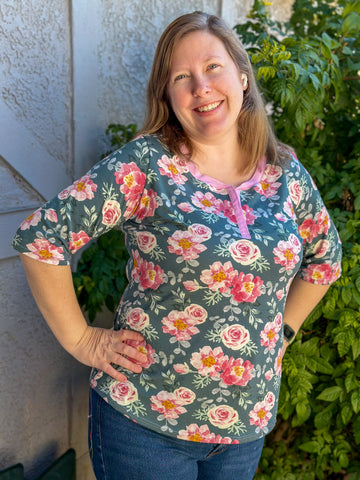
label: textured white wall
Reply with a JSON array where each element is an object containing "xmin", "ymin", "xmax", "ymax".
[{"xmin": 0, "ymin": 1, "xmax": 294, "ymax": 479}]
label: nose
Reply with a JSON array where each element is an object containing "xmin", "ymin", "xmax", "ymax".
[{"xmin": 192, "ymin": 76, "xmax": 211, "ymax": 97}]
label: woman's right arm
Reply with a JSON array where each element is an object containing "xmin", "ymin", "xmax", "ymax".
[{"xmin": 20, "ymin": 253, "xmax": 148, "ymax": 383}]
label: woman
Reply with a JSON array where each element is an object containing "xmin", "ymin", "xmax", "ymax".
[{"xmin": 12, "ymin": 11, "xmax": 342, "ymax": 480}]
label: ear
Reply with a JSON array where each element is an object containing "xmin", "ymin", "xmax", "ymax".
[{"xmin": 240, "ymin": 73, "xmax": 248, "ymax": 90}]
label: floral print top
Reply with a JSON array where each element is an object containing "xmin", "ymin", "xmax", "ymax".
[{"xmin": 12, "ymin": 135, "xmax": 342, "ymax": 445}]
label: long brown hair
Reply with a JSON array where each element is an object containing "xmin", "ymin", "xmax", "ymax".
[{"xmin": 138, "ymin": 11, "xmax": 289, "ymax": 168}]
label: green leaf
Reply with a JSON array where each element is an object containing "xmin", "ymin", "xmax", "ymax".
[
  {"xmin": 342, "ymin": 12, "xmax": 360, "ymax": 33},
  {"xmin": 351, "ymin": 389, "xmax": 360, "ymax": 413},
  {"xmin": 317, "ymin": 386, "xmax": 343, "ymax": 402},
  {"xmin": 341, "ymin": 402, "xmax": 353, "ymax": 425},
  {"xmin": 299, "ymin": 440, "xmax": 320, "ymax": 453}
]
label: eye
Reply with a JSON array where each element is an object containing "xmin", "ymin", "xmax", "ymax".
[
  {"xmin": 174, "ymin": 73, "xmax": 187, "ymax": 82},
  {"xmin": 208, "ymin": 63, "xmax": 219, "ymax": 71}
]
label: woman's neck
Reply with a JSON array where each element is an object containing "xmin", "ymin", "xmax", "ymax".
[{"xmin": 189, "ymin": 138, "xmax": 254, "ymax": 186}]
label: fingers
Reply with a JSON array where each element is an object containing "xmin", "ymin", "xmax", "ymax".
[{"xmin": 111, "ymin": 329, "xmax": 148, "ymax": 365}]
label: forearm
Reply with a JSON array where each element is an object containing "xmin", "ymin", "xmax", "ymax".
[
  {"xmin": 20, "ymin": 253, "xmax": 88, "ymax": 354},
  {"xmin": 283, "ymin": 276, "xmax": 330, "ymax": 341}
]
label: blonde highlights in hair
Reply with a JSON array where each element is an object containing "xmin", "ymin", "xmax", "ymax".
[{"xmin": 139, "ymin": 11, "xmax": 286, "ymax": 167}]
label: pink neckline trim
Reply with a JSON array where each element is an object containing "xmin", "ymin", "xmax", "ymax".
[{"xmin": 187, "ymin": 157, "xmax": 266, "ymax": 191}]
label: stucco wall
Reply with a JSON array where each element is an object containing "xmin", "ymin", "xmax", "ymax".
[{"xmin": 0, "ymin": 1, "xmax": 294, "ymax": 479}]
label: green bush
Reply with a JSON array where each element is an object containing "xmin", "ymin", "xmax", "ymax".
[
  {"xmin": 234, "ymin": 0, "xmax": 360, "ymax": 478},
  {"xmin": 73, "ymin": 1, "xmax": 360, "ymax": 476}
]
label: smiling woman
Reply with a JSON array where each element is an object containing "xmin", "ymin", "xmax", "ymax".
[{"xmin": 12, "ymin": 10, "xmax": 342, "ymax": 480}]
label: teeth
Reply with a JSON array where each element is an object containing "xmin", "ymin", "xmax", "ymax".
[{"xmin": 196, "ymin": 101, "xmax": 221, "ymax": 112}]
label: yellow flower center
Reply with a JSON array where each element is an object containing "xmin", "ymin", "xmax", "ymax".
[
  {"xmin": 244, "ymin": 281, "xmax": 254, "ymax": 294},
  {"xmin": 168, "ymin": 164, "xmax": 179, "ymax": 175},
  {"xmin": 202, "ymin": 355, "xmax": 216, "ymax": 368},
  {"xmin": 162, "ymin": 400, "xmax": 175, "ymax": 410},
  {"xmin": 174, "ymin": 319, "xmax": 187, "ymax": 331},
  {"xmin": 212, "ymin": 271, "xmax": 226, "ymax": 283},
  {"xmin": 257, "ymin": 408, "xmax": 266, "ymax": 419},
  {"xmin": 234, "ymin": 366, "xmax": 245, "ymax": 378},
  {"xmin": 39, "ymin": 249, "xmax": 53, "ymax": 260},
  {"xmin": 201, "ymin": 199, "xmax": 212, "ymax": 208},
  {"xmin": 178, "ymin": 239, "xmax": 193, "ymax": 249},
  {"xmin": 141, "ymin": 196, "xmax": 150, "ymax": 207},
  {"xmin": 261, "ymin": 181, "xmax": 269, "ymax": 191},
  {"xmin": 76, "ymin": 182, "xmax": 86, "ymax": 191},
  {"xmin": 189, "ymin": 433, "xmax": 203, "ymax": 442},
  {"xmin": 267, "ymin": 330, "xmax": 275, "ymax": 340},
  {"xmin": 148, "ymin": 270, "xmax": 156, "ymax": 281},
  {"xmin": 284, "ymin": 249, "xmax": 294, "ymax": 260},
  {"xmin": 124, "ymin": 173, "xmax": 134, "ymax": 188}
]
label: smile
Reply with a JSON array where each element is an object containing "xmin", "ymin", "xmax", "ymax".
[{"xmin": 195, "ymin": 101, "xmax": 222, "ymax": 113}]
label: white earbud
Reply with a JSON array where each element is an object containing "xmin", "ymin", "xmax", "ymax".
[{"xmin": 241, "ymin": 74, "xmax": 248, "ymax": 88}]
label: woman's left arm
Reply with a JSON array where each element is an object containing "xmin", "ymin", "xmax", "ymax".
[{"xmin": 282, "ymin": 277, "xmax": 330, "ymax": 354}]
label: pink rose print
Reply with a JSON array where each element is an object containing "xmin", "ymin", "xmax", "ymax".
[
  {"xmin": 208, "ymin": 405, "xmax": 239, "ymax": 429},
  {"xmin": 260, "ymin": 313, "xmax": 282, "ymax": 350},
  {"xmin": 220, "ymin": 324, "xmax": 250, "ymax": 351},
  {"xmin": 229, "ymin": 240, "xmax": 261, "ymax": 265},
  {"xmin": 45, "ymin": 209, "xmax": 58, "ymax": 223},
  {"xmin": 25, "ymin": 238, "xmax": 64, "ymax": 265},
  {"xmin": 102, "ymin": 200, "xmax": 121, "ymax": 226},
  {"xmin": 124, "ymin": 338, "xmax": 156, "ymax": 368},
  {"xmin": 115, "ymin": 162, "xmax": 146, "ymax": 200},
  {"xmin": 68, "ymin": 230, "xmax": 91, "ymax": 253},
  {"xmin": 131, "ymin": 249, "xmax": 143, "ymax": 281},
  {"xmin": 150, "ymin": 391, "xmax": 187, "ymax": 419},
  {"xmin": 183, "ymin": 280, "xmax": 201, "ymax": 291},
  {"xmin": 167, "ymin": 230, "xmax": 207, "ymax": 260},
  {"xmin": 178, "ymin": 424, "xmax": 216, "ymax": 443},
  {"xmin": 214, "ymin": 435, "xmax": 240, "ymax": 445},
  {"xmin": 135, "ymin": 188, "xmax": 159, "ymax": 220},
  {"xmin": 289, "ymin": 180, "xmax": 302, "ymax": 206},
  {"xmin": 299, "ymin": 217, "xmax": 319, "ymax": 243},
  {"xmin": 242, "ymin": 204, "xmax": 257, "ymax": 225},
  {"xmin": 314, "ymin": 239, "xmax": 330, "ymax": 258},
  {"xmin": 316, "ymin": 207, "xmax": 330, "ymax": 235},
  {"xmin": 191, "ymin": 191, "xmax": 222, "ymax": 214},
  {"xmin": 190, "ymin": 346, "xmax": 226, "ymax": 377},
  {"xmin": 275, "ymin": 349, "xmax": 282, "ymax": 376},
  {"xmin": 126, "ymin": 307, "xmax": 150, "ymax": 331},
  {"xmin": 174, "ymin": 387, "xmax": 196, "ymax": 405},
  {"xmin": 220, "ymin": 357, "xmax": 254, "ymax": 386},
  {"xmin": 254, "ymin": 165, "xmax": 282, "ymax": 198},
  {"xmin": 249, "ymin": 399, "xmax": 273, "ymax": 429},
  {"xmin": 20, "ymin": 208, "xmax": 42, "ymax": 230},
  {"xmin": 184, "ymin": 304, "xmax": 208, "ymax": 324},
  {"xmin": 58, "ymin": 174, "xmax": 97, "ymax": 201},
  {"xmin": 136, "ymin": 231, "xmax": 157, "ymax": 253},
  {"xmin": 302, "ymin": 263, "xmax": 334, "ymax": 284},
  {"xmin": 162, "ymin": 310, "xmax": 200, "ymax": 341},
  {"xmin": 157, "ymin": 154, "xmax": 189, "ymax": 185},
  {"xmin": 173, "ymin": 363, "xmax": 190, "ymax": 374},
  {"xmin": 90, "ymin": 369, "xmax": 103, "ymax": 388},
  {"xmin": 220, "ymin": 200, "xmax": 237, "ymax": 224},
  {"xmin": 178, "ymin": 202, "xmax": 194, "ymax": 213},
  {"xmin": 138, "ymin": 258, "xmax": 164, "ymax": 290},
  {"xmin": 188, "ymin": 223, "xmax": 212, "ymax": 241},
  {"xmin": 109, "ymin": 380, "xmax": 138, "ymax": 406},
  {"xmin": 231, "ymin": 272, "xmax": 263, "ymax": 303},
  {"xmin": 273, "ymin": 234, "xmax": 301, "ymax": 271},
  {"xmin": 200, "ymin": 261, "xmax": 237, "ymax": 293}
]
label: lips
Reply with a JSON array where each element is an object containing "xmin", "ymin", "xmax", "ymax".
[{"xmin": 194, "ymin": 101, "xmax": 222, "ymax": 113}]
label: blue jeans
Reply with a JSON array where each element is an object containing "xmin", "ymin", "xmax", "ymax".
[{"xmin": 88, "ymin": 388, "xmax": 264, "ymax": 480}]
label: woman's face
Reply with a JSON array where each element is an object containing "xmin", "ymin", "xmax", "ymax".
[{"xmin": 167, "ymin": 30, "xmax": 247, "ymax": 147}]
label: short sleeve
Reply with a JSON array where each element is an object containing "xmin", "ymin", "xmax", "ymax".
[
  {"xmin": 11, "ymin": 136, "xmax": 152, "ymax": 265},
  {"xmin": 287, "ymin": 156, "xmax": 342, "ymax": 285}
]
